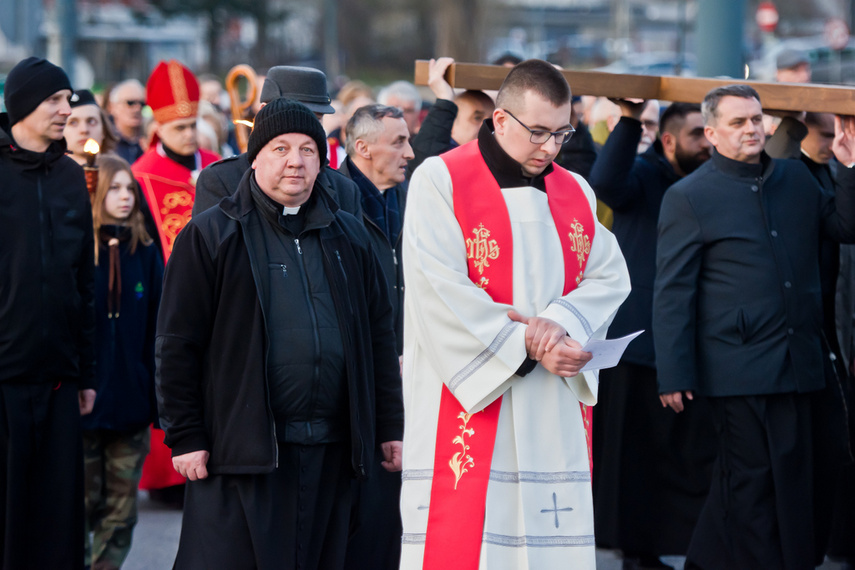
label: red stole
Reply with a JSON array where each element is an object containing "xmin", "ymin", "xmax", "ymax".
[
  {"xmin": 423, "ymin": 141, "xmax": 594, "ymax": 569},
  {"xmin": 132, "ymin": 147, "xmax": 219, "ymax": 263}
]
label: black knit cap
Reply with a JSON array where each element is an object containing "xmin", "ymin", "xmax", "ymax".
[
  {"xmin": 4, "ymin": 57, "xmax": 72, "ymax": 125},
  {"xmin": 69, "ymin": 89, "xmax": 98, "ymax": 108},
  {"xmin": 247, "ymin": 98, "xmax": 327, "ymax": 165}
]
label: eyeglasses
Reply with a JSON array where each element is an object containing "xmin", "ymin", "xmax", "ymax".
[
  {"xmin": 124, "ymin": 100, "xmax": 145, "ymax": 107},
  {"xmin": 503, "ymin": 109, "xmax": 575, "ymax": 145}
]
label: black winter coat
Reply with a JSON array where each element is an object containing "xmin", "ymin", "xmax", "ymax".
[
  {"xmin": 589, "ymin": 117, "xmax": 680, "ymax": 367},
  {"xmin": 82, "ymin": 230, "xmax": 163, "ymax": 432},
  {"xmin": 191, "ymin": 152, "xmax": 364, "ymax": 219},
  {"xmin": 655, "ymin": 150, "xmax": 855, "ymax": 397},
  {"xmin": 338, "ymin": 159, "xmax": 406, "ymax": 354},
  {"xmin": 156, "ymin": 171, "xmax": 403, "ymax": 477},
  {"xmin": 0, "ymin": 114, "xmax": 96, "ymax": 388}
]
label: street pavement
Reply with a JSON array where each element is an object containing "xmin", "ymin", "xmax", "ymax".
[{"xmin": 123, "ymin": 491, "xmax": 844, "ymax": 569}]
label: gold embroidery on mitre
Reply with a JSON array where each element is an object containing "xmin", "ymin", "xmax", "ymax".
[
  {"xmin": 449, "ymin": 412, "xmax": 475, "ymax": 490},
  {"xmin": 466, "ymin": 224, "xmax": 500, "ymax": 275},
  {"xmin": 160, "ymin": 191, "xmax": 194, "ymax": 215},
  {"xmin": 168, "ymin": 61, "xmax": 190, "ymax": 110},
  {"xmin": 569, "ymin": 219, "xmax": 592, "ymax": 268}
]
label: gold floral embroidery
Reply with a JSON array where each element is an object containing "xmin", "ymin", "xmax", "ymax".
[
  {"xmin": 449, "ymin": 412, "xmax": 475, "ymax": 489},
  {"xmin": 475, "ymin": 276, "xmax": 490, "ymax": 290},
  {"xmin": 160, "ymin": 191, "xmax": 194, "ymax": 215},
  {"xmin": 161, "ymin": 212, "xmax": 192, "ymax": 245},
  {"xmin": 569, "ymin": 219, "xmax": 591, "ymax": 269},
  {"xmin": 466, "ymin": 224, "xmax": 500, "ymax": 275}
]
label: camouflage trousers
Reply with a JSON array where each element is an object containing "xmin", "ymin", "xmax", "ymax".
[{"xmin": 83, "ymin": 427, "xmax": 150, "ymax": 570}]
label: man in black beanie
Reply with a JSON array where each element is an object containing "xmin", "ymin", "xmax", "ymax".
[
  {"xmin": 156, "ymin": 98, "xmax": 403, "ymax": 569},
  {"xmin": 191, "ymin": 65, "xmax": 363, "ymax": 219},
  {"xmin": 0, "ymin": 57, "xmax": 96, "ymax": 569}
]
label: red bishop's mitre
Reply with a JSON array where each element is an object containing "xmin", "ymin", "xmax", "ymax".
[{"xmin": 146, "ymin": 60, "xmax": 199, "ymax": 124}]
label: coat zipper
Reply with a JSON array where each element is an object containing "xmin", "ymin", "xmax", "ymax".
[{"xmin": 295, "ymin": 237, "xmax": 323, "ymax": 423}]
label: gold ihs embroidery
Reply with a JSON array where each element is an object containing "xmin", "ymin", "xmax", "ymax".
[
  {"xmin": 466, "ymin": 224, "xmax": 500, "ymax": 275},
  {"xmin": 449, "ymin": 412, "xmax": 475, "ymax": 490},
  {"xmin": 569, "ymin": 219, "xmax": 591, "ymax": 268}
]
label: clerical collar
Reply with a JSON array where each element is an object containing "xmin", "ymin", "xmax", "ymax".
[
  {"xmin": 477, "ymin": 119, "xmax": 552, "ymax": 192},
  {"xmin": 249, "ymin": 174, "xmax": 332, "ymax": 236},
  {"xmin": 158, "ymin": 142, "xmax": 198, "ymax": 172}
]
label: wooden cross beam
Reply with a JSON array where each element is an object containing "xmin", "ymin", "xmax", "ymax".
[{"xmin": 414, "ymin": 60, "xmax": 855, "ymax": 115}]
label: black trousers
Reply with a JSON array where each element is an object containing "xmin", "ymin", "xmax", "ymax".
[
  {"xmin": 344, "ymin": 444, "xmax": 402, "ymax": 569},
  {"xmin": 593, "ymin": 363, "xmax": 715, "ymax": 556},
  {"xmin": 174, "ymin": 442, "xmax": 352, "ymax": 570},
  {"xmin": 686, "ymin": 393, "xmax": 814, "ymax": 570},
  {"xmin": 0, "ymin": 381, "xmax": 86, "ymax": 570}
]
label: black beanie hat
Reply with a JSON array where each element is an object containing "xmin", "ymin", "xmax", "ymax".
[
  {"xmin": 69, "ymin": 89, "xmax": 98, "ymax": 109},
  {"xmin": 247, "ymin": 98, "xmax": 327, "ymax": 165},
  {"xmin": 4, "ymin": 57, "xmax": 73, "ymax": 125}
]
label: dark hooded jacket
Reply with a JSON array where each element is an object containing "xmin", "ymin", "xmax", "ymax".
[
  {"xmin": 155, "ymin": 170, "xmax": 403, "ymax": 477},
  {"xmin": 0, "ymin": 114, "xmax": 96, "ymax": 388}
]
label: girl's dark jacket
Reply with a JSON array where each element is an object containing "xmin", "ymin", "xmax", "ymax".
[
  {"xmin": 82, "ymin": 229, "xmax": 163, "ymax": 432},
  {"xmin": 155, "ymin": 171, "xmax": 403, "ymax": 478},
  {"xmin": 0, "ymin": 114, "xmax": 96, "ymax": 388}
]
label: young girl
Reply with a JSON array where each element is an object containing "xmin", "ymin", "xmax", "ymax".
[{"xmin": 83, "ymin": 154, "xmax": 163, "ymax": 570}]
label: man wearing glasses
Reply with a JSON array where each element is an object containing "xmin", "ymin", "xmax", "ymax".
[
  {"xmin": 400, "ymin": 59, "xmax": 630, "ymax": 569},
  {"xmin": 107, "ymin": 79, "xmax": 146, "ymax": 164}
]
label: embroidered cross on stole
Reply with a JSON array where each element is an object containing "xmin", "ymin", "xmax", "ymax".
[{"xmin": 422, "ymin": 140, "xmax": 594, "ymax": 569}]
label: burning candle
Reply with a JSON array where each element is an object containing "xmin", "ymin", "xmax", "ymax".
[
  {"xmin": 83, "ymin": 139, "xmax": 101, "ymax": 195},
  {"xmin": 83, "ymin": 139, "xmax": 100, "ymax": 167}
]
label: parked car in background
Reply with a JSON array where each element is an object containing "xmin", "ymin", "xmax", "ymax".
[{"xmin": 748, "ymin": 35, "xmax": 855, "ymax": 84}]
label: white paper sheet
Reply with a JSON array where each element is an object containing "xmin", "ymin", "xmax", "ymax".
[{"xmin": 579, "ymin": 330, "xmax": 644, "ymax": 372}]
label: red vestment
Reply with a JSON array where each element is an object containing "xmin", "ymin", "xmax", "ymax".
[
  {"xmin": 132, "ymin": 147, "xmax": 220, "ymax": 263},
  {"xmin": 133, "ymin": 147, "xmax": 219, "ymax": 490}
]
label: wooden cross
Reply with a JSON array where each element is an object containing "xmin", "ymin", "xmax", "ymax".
[{"xmin": 414, "ymin": 60, "xmax": 855, "ymax": 115}]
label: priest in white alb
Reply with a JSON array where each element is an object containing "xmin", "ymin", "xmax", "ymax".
[{"xmin": 399, "ymin": 59, "xmax": 631, "ymax": 570}]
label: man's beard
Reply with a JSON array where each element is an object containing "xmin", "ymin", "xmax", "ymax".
[{"xmin": 675, "ymin": 146, "xmax": 710, "ymax": 175}]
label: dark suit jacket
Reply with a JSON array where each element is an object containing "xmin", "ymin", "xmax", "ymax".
[{"xmin": 654, "ymin": 150, "xmax": 855, "ymax": 397}]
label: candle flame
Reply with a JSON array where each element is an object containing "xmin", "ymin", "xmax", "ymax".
[
  {"xmin": 234, "ymin": 119, "xmax": 254, "ymax": 128},
  {"xmin": 84, "ymin": 139, "xmax": 100, "ymax": 154}
]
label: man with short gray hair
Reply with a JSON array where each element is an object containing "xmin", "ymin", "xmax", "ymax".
[
  {"xmin": 655, "ymin": 83, "xmax": 855, "ymax": 569},
  {"xmin": 338, "ymin": 104, "xmax": 411, "ymax": 568}
]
